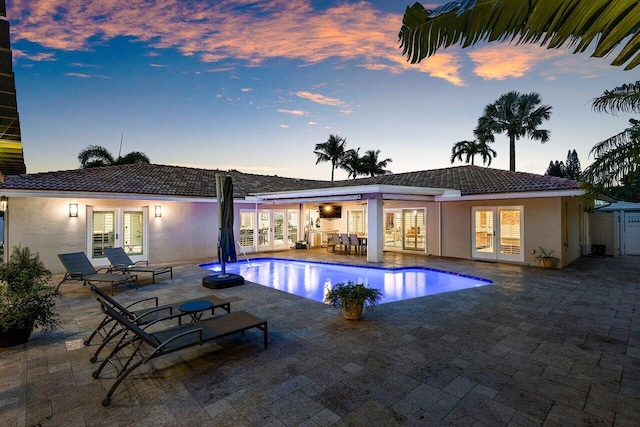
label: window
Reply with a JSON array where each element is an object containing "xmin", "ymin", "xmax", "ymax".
[
  {"xmin": 92, "ymin": 211, "xmax": 115, "ymax": 257},
  {"xmin": 239, "ymin": 211, "xmax": 255, "ymax": 247},
  {"xmin": 403, "ymin": 209, "xmax": 426, "ymax": 251},
  {"xmin": 123, "ymin": 211, "xmax": 143, "ymax": 255},
  {"xmin": 384, "ymin": 210, "xmax": 403, "ymax": 248},
  {"xmin": 347, "ymin": 209, "xmax": 366, "ymax": 235},
  {"xmin": 287, "ymin": 211, "xmax": 299, "ymax": 243}
]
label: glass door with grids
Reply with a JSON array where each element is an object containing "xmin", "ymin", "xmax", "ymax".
[
  {"xmin": 472, "ymin": 206, "xmax": 523, "ymax": 261},
  {"xmin": 88, "ymin": 207, "xmax": 147, "ymax": 264}
]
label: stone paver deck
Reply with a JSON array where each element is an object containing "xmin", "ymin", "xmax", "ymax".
[{"xmin": 1, "ymin": 250, "xmax": 638, "ymax": 426}]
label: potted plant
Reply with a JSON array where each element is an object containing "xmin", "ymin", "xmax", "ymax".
[
  {"xmin": 0, "ymin": 246, "xmax": 61, "ymax": 347},
  {"xmin": 324, "ymin": 280, "xmax": 382, "ymax": 321},
  {"xmin": 534, "ymin": 247, "xmax": 559, "ymax": 269}
]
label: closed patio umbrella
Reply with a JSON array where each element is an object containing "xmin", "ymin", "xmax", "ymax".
[{"xmin": 218, "ymin": 175, "xmax": 237, "ymax": 273}]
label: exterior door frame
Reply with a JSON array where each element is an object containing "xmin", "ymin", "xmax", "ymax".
[
  {"xmin": 86, "ymin": 206, "xmax": 148, "ymax": 266},
  {"xmin": 472, "ymin": 206, "xmax": 524, "ymax": 262}
]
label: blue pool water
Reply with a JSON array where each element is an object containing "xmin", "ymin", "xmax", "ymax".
[{"xmin": 200, "ymin": 258, "xmax": 492, "ymax": 304}]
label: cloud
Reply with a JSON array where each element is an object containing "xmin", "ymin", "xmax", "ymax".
[
  {"xmin": 295, "ymin": 91, "xmax": 345, "ymax": 107},
  {"xmin": 241, "ymin": 88, "xmax": 252, "ymax": 92},
  {"xmin": 279, "ymin": 124, "xmax": 290, "ymax": 128},
  {"xmin": 65, "ymin": 72, "xmax": 110, "ymax": 79},
  {"xmin": 9, "ymin": 0, "xmax": 466, "ymax": 86},
  {"xmin": 13, "ymin": 50, "xmax": 55, "ymax": 61},
  {"xmin": 468, "ymin": 44, "xmax": 565, "ymax": 80},
  {"xmin": 278, "ymin": 109, "xmax": 308, "ymax": 116}
]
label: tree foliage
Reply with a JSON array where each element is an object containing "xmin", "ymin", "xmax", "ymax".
[
  {"xmin": 475, "ymin": 91, "xmax": 552, "ymax": 171},
  {"xmin": 78, "ymin": 145, "xmax": 150, "ymax": 168},
  {"xmin": 399, "ymin": 1, "xmax": 640, "ymax": 70},
  {"xmin": 360, "ymin": 150, "xmax": 393, "ymax": 177},
  {"xmin": 314, "ymin": 135, "xmax": 347, "ymax": 181},
  {"xmin": 450, "ymin": 139, "xmax": 496, "ymax": 166}
]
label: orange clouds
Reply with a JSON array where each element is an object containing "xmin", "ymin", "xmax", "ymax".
[
  {"xmin": 468, "ymin": 44, "xmax": 566, "ymax": 80},
  {"xmin": 8, "ymin": 0, "xmax": 467, "ymax": 86}
]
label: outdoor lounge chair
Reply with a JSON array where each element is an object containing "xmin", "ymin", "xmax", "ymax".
[
  {"xmin": 85, "ymin": 283, "xmax": 231, "ymax": 363},
  {"xmin": 104, "ymin": 247, "xmax": 173, "ymax": 284},
  {"xmin": 92, "ymin": 298, "xmax": 268, "ymax": 406},
  {"xmin": 57, "ymin": 252, "xmax": 137, "ymax": 295}
]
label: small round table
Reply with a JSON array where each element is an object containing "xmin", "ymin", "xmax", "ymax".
[{"xmin": 178, "ymin": 300, "xmax": 214, "ymax": 322}]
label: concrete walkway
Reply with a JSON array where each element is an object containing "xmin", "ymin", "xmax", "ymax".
[{"xmin": 1, "ymin": 251, "xmax": 638, "ymax": 426}]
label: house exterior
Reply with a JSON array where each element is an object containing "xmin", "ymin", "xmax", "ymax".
[
  {"xmin": 588, "ymin": 201, "xmax": 640, "ymax": 257},
  {"xmin": 0, "ymin": 163, "xmax": 584, "ymax": 274}
]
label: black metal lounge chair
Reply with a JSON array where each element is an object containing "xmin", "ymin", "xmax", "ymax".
[
  {"xmin": 85, "ymin": 283, "xmax": 231, "ymax": 363},
  {"xmin": 57, "ymin": 252, "xmax": 137, "ymax": 295},
  {"xmin": 92, "ymin": 298, "xmax": 268, "ymax": 406},
  {"xmin": 104, "ymin": 247, "xmax": 173, "ymax": 284}
]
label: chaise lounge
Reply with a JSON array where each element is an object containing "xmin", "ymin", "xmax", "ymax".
[
  {"xmin": 93, "ymin": 298, "xmax": 268, "ymax": 406},
  {"xmin": 57, "ymin": 252, "xmax": 137, "ymax": 295},
  {"xmin": 85, "ymin": 283, "xmax": 231, "ymax": 363},
  {"xmin": 104, "ymin": 247, "xmax": 173, "ymax": 284}
]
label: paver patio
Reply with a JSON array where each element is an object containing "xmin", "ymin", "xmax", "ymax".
[{"xmin": 1, "ymin": 250, "xmax": 638, "ymax": 426}]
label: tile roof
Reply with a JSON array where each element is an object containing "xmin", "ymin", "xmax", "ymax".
[
  {"xmin": 0, "ymin": 164, "xmax": 581, "ymax": 199},
  {"xmin": 0, "ymin": 164, "xmax": 331, "ymax": 198},
  {"xmin": 335, "ymin": 165, "xmax": 581, "ymax": 196}
]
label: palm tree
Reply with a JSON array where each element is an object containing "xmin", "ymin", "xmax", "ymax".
[
  {"xmin": 360, "ymin": 150, "xmax": 392, "ymax": 177},
  {"xmin": 476, "ymin": 91, "xmax": 552, "ymax": 172},
  {"xmin": 399, "ymin": 1, "xmax": 640, "ymax": 70},
  {"xmin": 78, "ymin": 145, "xmax": 150, "ymax": 168},
  {"xmin": 582, "ymin": 82, "xmax": 640, "ymax": 194},
  {"xmin": 450, "ymin": 139, "xmax": 496, "ymax": 166},
  {"xmin": 314, "ymin": 134, "xmax": 347, "ymax": 181},
  {"xmin": 340, "ymin": 148, "xmax": 365, "ymax": 179}
]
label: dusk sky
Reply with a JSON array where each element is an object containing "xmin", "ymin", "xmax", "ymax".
[{"xmin": 8, "ymin": 0, "xmax": 635, "ymax": 180}]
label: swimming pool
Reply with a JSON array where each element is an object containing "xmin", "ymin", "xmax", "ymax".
[{"xmin": 200, "ymin": 258, "xmax": 492, "ymax": 304}]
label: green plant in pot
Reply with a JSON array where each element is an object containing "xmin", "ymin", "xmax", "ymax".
[
  {"xmin": 324, "ymin": 281, "xmax": 382, "ymax": 321},
  {"xmin": 0, "ymin": 246, "xmax": 61, "ymax": 347},
  {"xmin": 534, "ymin": 247, "xmax": 559, "ymax": 269}
]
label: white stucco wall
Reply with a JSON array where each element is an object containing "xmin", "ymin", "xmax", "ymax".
[{"xmin": 4, "ymin": 196, "xmax": 223, "ymax": 274}]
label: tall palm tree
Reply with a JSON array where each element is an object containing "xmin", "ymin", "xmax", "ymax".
[
  {"xmin": 340, "ymin": 148, "xmax": 365, "ymax": 179},
  {"xmin": 314, "ymin": 134, "xmax": 347, "ymax": 181},
  {"xmin": 582, "ymin": 82, "xmax": 640, "ymax": 194},
  {"xmin": 360, "ymin": 150, "xmax": 392, "ymax": 177},
  {"xmin": 78, "ymin": 145, "xmax": 150, "ymax": 168},
  {"xmin": 399, "ymin": 1, "xmax": 640, "ymax": 70},
  {"xmin": 450, "ymin": 139, "xmax": 497, "ymax": 166},
  {"xmin": 476, "ymin": 91, "xmax": 552, "ymax": 172}
]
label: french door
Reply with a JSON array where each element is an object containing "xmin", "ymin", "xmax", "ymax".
[
  {"xmin": 88, "ymin": 207, "xmax": 147, "ymax": 264},
  {"xmin": 258, "ymin": 210, "xmax": 288, "ymax": 251},
  {"xmin": 472, "ymin": 206, "xmax": 523, "ymax": 261}
]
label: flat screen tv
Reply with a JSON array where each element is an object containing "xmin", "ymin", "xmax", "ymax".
[{"xmin": 319, "ymin": 205, "xmax": 342, "ymax": 219}]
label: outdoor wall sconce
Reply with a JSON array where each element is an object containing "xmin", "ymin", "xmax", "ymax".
[
  {"xmin": 0, "ymin": 196, "xmax": 7, "ymax": 212},
  {"xmin": 155, "ymin": 205, "xmax": 162, "ymax": 217},
  {"xmin": 69, "ymin": 203, "xmax": 78, "ymax": 218}
]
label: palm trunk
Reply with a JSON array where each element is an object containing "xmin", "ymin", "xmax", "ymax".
[{"xmin": 509, "ymin": 134, "xmax": 516, "ymax": 171}]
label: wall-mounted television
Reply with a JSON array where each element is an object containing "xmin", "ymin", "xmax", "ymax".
[{"xmin": 319, "ymin": 205, "xmax": 342, "ymax": 219}]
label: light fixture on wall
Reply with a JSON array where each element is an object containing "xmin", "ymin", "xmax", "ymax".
[
  {"xmin": 155, "ymin": 205, "xmax": 162, "ymax": 217},
  {"xmin": 0, "ymin": 196, "xmax": 7, "ymax": 212},
  {"xmin": 69, "ymin": 203, "xmax": 78, "ymax": 218}
]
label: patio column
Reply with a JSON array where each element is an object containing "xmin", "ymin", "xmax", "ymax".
[{"xmin": 366, "ymin": 198, "xmax": 383, "ymax": 262}]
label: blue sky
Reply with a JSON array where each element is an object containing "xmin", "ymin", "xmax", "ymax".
[{"xmin": 8, "ymin": 0, "xmax": 634, "ymax": 180}]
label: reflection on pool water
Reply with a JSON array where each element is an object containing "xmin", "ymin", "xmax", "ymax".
[{"xmin": 200, "ymin": 258, "xmax": 492, "ymax": 304}]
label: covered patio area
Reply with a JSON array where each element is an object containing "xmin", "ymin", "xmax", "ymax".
[{"xmin": 1, "ymin": 250, "xmax": 638, "ymax": 426}]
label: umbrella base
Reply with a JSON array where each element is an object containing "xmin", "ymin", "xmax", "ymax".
[{"xmin": 202, "ymin": 273, "xmax": 245, "ymax": 289}]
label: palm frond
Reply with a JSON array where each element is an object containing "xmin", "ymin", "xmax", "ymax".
[
  {"xmin": 591, "ymin": 81, "xmax": 640, "ymax": 114},
  {"xmin": 399, "ymin": 0, "xmax": 640, "ymax": 70}
]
